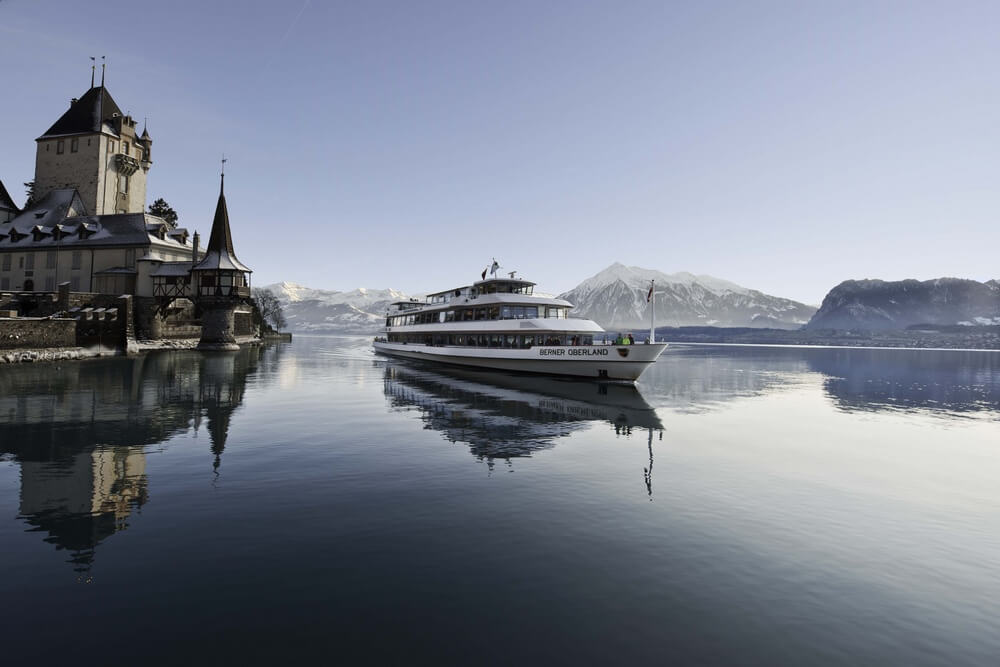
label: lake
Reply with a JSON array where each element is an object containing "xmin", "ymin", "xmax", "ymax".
[{"xmin": 2, "ymin": 337, "xmax": 998, "ymax": 665}]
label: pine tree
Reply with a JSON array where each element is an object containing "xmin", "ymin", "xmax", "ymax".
[
  {"xmin": 148, "ymin": 198, "xmax": 178, "ymax": 224},
  {"xmin": 23, "ymin": 181, "xmax": 35, "ymax": 209}
]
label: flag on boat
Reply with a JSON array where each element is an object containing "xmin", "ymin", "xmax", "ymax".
[
  {"xmin": 647, "ymin": 281, "xmax": 654, "ymax": 302},
  {"xmin": 481, "ymin": 268, "xmax": 487, "ymax": 280},
  {"xmin": 490, "ymin": 260, "xmax": 500, "ymax": 276}
]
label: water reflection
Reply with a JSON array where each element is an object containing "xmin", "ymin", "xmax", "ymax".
[
  {"xmin": 382, "ymin": 360, "xmax": 663, "ymax": 468},
  {"xmin": 0, "ymin": 346, "xmax": 276, "ymax": 571},
  {"xmin": 806, "ymin": 348, "xmax": 1000, "ymax": 417},
  {"xmin": 645, "ymin": 346, "xmax": 1000, "ymax": 419}
]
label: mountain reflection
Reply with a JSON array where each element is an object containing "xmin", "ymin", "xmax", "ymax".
[
  {"xmin": 806, "ymin": 348, "xmax": 1000, "ymax": 417},
  {"xmin": 646, "ymin": 346, "xmax": 1000, "ymax": 418},
  {"xmin": 0, "ymin": 346, "xmax": 278, "ymax": 572},
  {"xmin": 382, "ymin": 361, "xmax": 663, "ymax": 466}
]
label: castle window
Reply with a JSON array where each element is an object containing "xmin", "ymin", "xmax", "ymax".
[
  {"xmin": 125, "ymin": 248, "xmax": 135, "ymax": 268},
  {"xmin": 119, "ymin": 173, "xmax": 129, "ymax": 194},
  {"xmin": 45, "ymin": 276, "xmax": 55, "ymax": 291},
  {"xmin": 108, "ymin": 140, "xmax": 116, "ymax": 153},
  {"xmin": 1, "ymin": 255, "xmax": 9, "ymax": 271},
  {"xmin": 57, "ymin": 140, "xmax": 64, "ymax": 154},
  {"xmin": 25, "ymin": 253, "xmax": 34, "ymax": 270},
  {"xmin": 72, "ymin": 250, "xmax": 81, "ymax": 270},
  {"xmin": 71, "ymin": 138, "xmax": 79, "ymax": 153},
  {"xmin": 46, "ymin": 251, "xmax": 57, "ymax": 269},
  {"xmin": 0, "ymin": 277, "xmax": 8, "ymax": 290},
  {"xmin": 70, "ymin": 276, "xmax": 80, "ymax": 291},
  {"xmin": 123, "ymin": 142, "xmax": 129, "ymax": 156}
]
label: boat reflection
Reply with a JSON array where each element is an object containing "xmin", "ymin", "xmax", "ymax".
[
  {"xmin": 382, "ymin": 359, "xmax": 663, "ymax": 467},
  {"xmin": 0, "ymin": 346, "xmax": 277, "ymax": 572}
]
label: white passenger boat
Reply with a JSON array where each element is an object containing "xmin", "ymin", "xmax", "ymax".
[{"xmin": 373, "ymin": 269, "xmax": 667, "ymax": 382}]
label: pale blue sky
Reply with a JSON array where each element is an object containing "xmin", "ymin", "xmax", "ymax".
[{"xmin": 1, "ymin": 0, "xmax": 997, "ymax": 303}]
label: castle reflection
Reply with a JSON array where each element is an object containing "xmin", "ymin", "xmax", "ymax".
[
  {"xmin": 382, "ymin": 360, "xmax": 663, "ymax": 468},
  {"xmin": 0, "ymin": 346, "xmax": 281, "ymax": 572}
]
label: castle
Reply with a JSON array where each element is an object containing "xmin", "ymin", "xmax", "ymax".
[{"xmin": 0, "ymin": 80, "xmax": 255, "ymax": 347}]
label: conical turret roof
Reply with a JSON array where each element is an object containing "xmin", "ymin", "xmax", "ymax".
[{"xmin": 192, "ymin": 175, "xmax": 251, "ymax": 273}]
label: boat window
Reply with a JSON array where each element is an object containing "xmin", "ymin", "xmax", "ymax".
[
  {"xmin": 500, "ymin": 306, "xmax": 512, "ymax": 319},
  {"xmin": 522, "ymin": 335, "xmax": 534, "ymax": 348},
  {"xmin": 504, "ymin": 335, "xmax": 516, "ymax": 348},
  {"xmin": 487, "ymin": 306, "xmax": 499, "ymax": 320},
  {"xmin": 524, "ymin": 306, "xmax": 538, "ymax": 318}
]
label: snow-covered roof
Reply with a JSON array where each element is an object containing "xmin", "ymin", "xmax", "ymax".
[
  {"xmin": 150, "ymin": 262, "xmax": 193, "ymax": 277},
  {"xmin": 0, "ymin": 189, "xmax": 192, "ymax": 252},
  {"xmin": 0, "ymin": 180, "xmax": 20, "ymax": 214}
]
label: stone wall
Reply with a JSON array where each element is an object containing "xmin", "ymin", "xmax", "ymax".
[{"xmin": 0, "ymin": 318, "xmax": 75, "ymax": 349}]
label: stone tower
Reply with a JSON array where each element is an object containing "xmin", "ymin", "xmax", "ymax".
[
  {"xmin": 191, "ymin": 174, "xmax": 252, "ymax": 351},
  {"xmin": 34, "ymin": 85, "xmax": 152, "ymax": 215}
]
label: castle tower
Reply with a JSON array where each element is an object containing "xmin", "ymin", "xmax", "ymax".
[
  {"xmin": 191, "ymin": 173, "xmax": 252, "ymax": 351},
  {"xmin": 33, "ymin": 85, "xmax": 152, "ymax": 215}
]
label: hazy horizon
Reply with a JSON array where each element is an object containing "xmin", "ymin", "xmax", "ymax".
[{"xmin": 2, "ymin": 1, "xmax": 997, "ymax": 303}]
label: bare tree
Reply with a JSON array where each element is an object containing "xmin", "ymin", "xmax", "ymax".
[{"xmin": 252, "ymin": 288, "xmax": 287, "ymax": 331}]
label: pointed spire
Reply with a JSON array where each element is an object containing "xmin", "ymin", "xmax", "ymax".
[
  {"xmin": 192, "ymin": 168, "xmax": 251, "ymax": 274},
  {"xmin": 207, "ymin": 172, "xmax": 236, "ymax": 256}
]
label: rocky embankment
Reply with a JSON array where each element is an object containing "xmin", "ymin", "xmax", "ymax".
[{"xmin": 0, "ymin": 347, "xmax": 111, "ymax": 363}]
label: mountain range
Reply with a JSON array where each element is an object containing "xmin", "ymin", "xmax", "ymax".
[
  {"xmin": 263, "ymin": 268, "xmax": 1000, "ymax": 335},
  {"xmin": 558, "ymin": 263, "xmax": 816, "ymax": 330},
  {"xmin": 260, "ymin": 282, "xmax": 411, "ymax": 334},
  {"xmin": 262, "ymin": 264, "xmax": 816, "ymax": 333},
  {"xmin": 805, "ymin": 278, "xmax": 1000, "ymax": 330}
]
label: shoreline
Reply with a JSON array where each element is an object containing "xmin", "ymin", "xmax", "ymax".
[
  {"xmin": 662, "ymin": 341, "xmax": 1000, "ymax": 353},
  {"xmin": 1, "ymin": 336, "xmax": 265, "ymax": 365}
]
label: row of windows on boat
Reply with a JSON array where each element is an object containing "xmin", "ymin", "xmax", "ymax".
[
  {"xmin": 425, "ymin": 282, "xmax": 534, "ymax": 304},
  {"xmin": 384, "ymin": 333, "xmax": 595, "ymax": 348},
  {"xmin": 387, "ymin": 305, "xmax": 568, "ymax": 327}
]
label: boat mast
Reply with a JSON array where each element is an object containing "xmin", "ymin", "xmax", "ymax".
[{"xmin": 648, "ymin": 279, "xmax": 655, "ymax": 343}]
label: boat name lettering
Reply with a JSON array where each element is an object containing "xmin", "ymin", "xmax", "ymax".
[{"xmin": 539, "ymin": 348, "xmax": 608, "ymax": 356}]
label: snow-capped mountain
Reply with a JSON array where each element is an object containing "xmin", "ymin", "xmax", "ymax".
[
  {"xmin": 805, "ymin": 278, "xmax": 1000, "ymax": 330},
  {"xmin": 260, "ymin": 282, "xmax": 412, "ymax": 334},
  {"xmin": 558, "ymin": 263, "xmax": 816, "ymax": 330}
]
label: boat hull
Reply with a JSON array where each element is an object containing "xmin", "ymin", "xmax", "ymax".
[{"xmin": 373, "ymin": 341, "xmax": 667, "ymax": 381}]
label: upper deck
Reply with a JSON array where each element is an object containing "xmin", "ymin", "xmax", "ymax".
[{"xmin": 388, "ymin": 277, "xmax": 568, "ymax": 315}]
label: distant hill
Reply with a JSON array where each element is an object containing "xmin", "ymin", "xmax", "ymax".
[
  {"xmin": 805, "ymin": 278, "xmax": 1000, "ymax": 330},
  {"xmin": 260, "ymin": 282, "xmax": 412, "ymax": 334},
  {"xmin": 558, "ymin": 263, "xmax": 816, "ymax": 330}
]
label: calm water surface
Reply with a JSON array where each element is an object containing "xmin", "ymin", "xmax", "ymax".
[{"xmin": 1, "ymin": 337, "xmax": 998, "ymax": 665}]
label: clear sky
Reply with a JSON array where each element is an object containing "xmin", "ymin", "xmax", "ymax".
[{"xmin": 1, "ymin": 0, "xmax": 997, "ymax": 304}]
